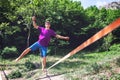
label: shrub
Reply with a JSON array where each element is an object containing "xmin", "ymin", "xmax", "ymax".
[
  {"xmin": 110, "ymin": 74, "xmax": 120, "ymax": 80},
  {"xmin": 1, "ymin": 46, "xmax": 18, "ymax": 59},
  {"xmin": 116, "ymin": 57, "xmax": 120, "ymax": 67},
  {"xmin": 102, "ymin": 63, "xmax": 112, "ymax": 70},
  {"xmin": 8, "ymin": 70, "xmax": 22, "ymax": 79},
  {"xmin": 91, "ymin": 63, "xmax": 102, "ymax": 73},
  {"xmin": 24, "ymin": 61, "xmax": 36, "ymax": 71},
  {"xmin": 100, "ymin": 33, "xmax": 113, "ymax": 51},
  {"xmin": 109, "ymin": 44, "xmax": 120, "ymax": 51}
]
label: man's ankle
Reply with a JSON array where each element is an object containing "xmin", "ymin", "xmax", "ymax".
[{"xmin": 42, "ymin": 68, "xmax": 47, "ymax": 72}]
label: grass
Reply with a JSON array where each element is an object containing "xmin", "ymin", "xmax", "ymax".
[{"xmin": 1, "ymin": 45, "xmax": 120, "ymax": 80}]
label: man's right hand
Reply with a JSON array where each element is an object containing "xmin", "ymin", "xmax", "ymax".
[
  {"xmin": 32, "ymin": 16, "xmax": 39, "ymax": 29},
  {"xmin": 32, "ymin": 16, "xmax": 36, "ymax": 21}
]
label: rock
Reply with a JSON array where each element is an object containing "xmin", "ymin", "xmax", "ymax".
[{"xmin": 99, "ymin": 1, "xmax": 120, "ymax": 9}]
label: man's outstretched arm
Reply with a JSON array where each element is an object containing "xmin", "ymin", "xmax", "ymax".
[{"xmin": 56, "ymin": 34, "xmax": 69, "ymax": 40}]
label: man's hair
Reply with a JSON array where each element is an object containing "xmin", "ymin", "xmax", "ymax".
[{"xmin": 45, "ymin": 21, "xmax": 50, "ymax": 24}]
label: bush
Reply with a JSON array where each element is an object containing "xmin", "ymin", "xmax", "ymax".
[
  {"xmin": 102, "ymin": 63, "xmax": 112, "ymax": 70},
  {"xmin": 116, "ymin": 57, "xmax": 120, "ymax": 67},
  {"xmin": 109, "ymin": 44, "xmax": 120, "ymax": 51},
  {"xmin": 110, "ymin": 74, "xmax": 120, "ymax": 80},
  {"xmin": 1, "ymin": 46, "xmax": 18, "ymax": 59},
  {"xmin": 100, "ymin": 33, "xmax": 113, "ymax": 51},
  {"xmin": 8, "ymin": 70, "xmax": 22, "ymax": 79},
  {"xmin": 91, "ymin": 63, "xmax": 102, "ymax": 73},
  {"xmin": 24, "ymin": 61, "xmax": 36, "ymax": 71}
]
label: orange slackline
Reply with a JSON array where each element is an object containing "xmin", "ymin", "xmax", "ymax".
[{"xmin": 47, "ymin": 18, "xmax": 120, "ymax": 70}]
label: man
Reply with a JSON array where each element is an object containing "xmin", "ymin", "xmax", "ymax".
[{"xmin": 15, "ymin": 16, "xmax": 69, "ymax": 72}]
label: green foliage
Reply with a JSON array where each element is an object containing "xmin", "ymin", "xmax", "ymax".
[
  {"xmin": 102, "ymin": 63, "xmax": 112, "ymax": 70},
  {"xmin": 85, "ymin": 62, "xmax": 102, "ymax": 74},
  {"xmin": 24, "ymin": 61, "xmax": 36, "ymax": 71},
  {"xmin": 109, "ymin": 44, "xmax": 120, "ymax": 51},
  {"xmin": 110, "ymin": 74, "xmax": 120, "ymax": 80},
  {"xmin": 100, "ymin": 33, "xmax": 114, "ymax": 51},
  {"xmin": 91, "ymin": 63, "xmax": 102, "ymax": 73},
  {"xmin": 1, "ymin": 0, "xmax": 120, "ymax": 53},
  {"xmin": 1, "ymin": 46, "xmax": 18, "ymax": 59},
  {"xmin": 116, "ymin": 57, "xmax": 120, "ymax": 67},
  {"xmin": 98, "ymin": 75, "xmax": 107, "ymax": 80},
  {"xmin": 0, "ymin": 48, "xmax": 120, "ymax": 79},
  {"xmin": 8, "ymin": 70, "xmax": 22, "ymax": 79},
  {"xmin": 0, "ymin": 23, "xmax": 20, "ymax": 35}
]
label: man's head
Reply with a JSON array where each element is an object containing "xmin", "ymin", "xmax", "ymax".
[{"xmin": 45, "ymin": 21, "xmax": 51, "ymax": 29}]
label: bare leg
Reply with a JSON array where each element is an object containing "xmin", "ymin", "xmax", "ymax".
[
  {"xmin": 42, "ymin": 57, "xmax": 46, "ymax": 72},
  {"xmin": 15, "ymin": 48, "xmax": 31, "ymax": 62}
]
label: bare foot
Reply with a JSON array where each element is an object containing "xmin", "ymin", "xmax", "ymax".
[
  {"xmin": 42, "ymin": 68, "xmax": 47, "ymax": 75},
  {"xmin": 14, "ymin": 58, "xmax": 19, "ymax": 62}
]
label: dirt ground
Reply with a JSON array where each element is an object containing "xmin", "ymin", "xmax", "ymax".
[
  {"xmin": 0, "ymin": 70, "xmax": 65, "ymax": 80},
  {"xmin": 1, "ymin": 67, "xmax": 120, "ymax": 80}
]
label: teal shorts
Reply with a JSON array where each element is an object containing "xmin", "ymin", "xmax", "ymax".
[{"xmin": 29, "ymin": 42, "xmax": 47, "ymax": 57}]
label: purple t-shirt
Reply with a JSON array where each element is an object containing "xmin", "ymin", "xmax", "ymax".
[{"xmin": 38, "ymin": 27, "xmax": 56, "ymax": 47}]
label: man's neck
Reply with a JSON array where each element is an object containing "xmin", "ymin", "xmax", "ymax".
[{"xmin": 45, "ymin": 27, "xmax": 50, "ymax": 30}]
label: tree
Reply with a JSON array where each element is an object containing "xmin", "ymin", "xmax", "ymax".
[{"xmin": 1, "ymin": 0, "xmax": 120, "ymax": 53}]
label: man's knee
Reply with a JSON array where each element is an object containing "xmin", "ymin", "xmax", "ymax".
[{"xmin": 26, "ymin": 48, "xmax": 31, "ymax": 52}]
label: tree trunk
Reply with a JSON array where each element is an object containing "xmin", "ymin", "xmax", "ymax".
[{"xmin": 26, "ymin": 24, "xmax": 31, "ymax": 48}]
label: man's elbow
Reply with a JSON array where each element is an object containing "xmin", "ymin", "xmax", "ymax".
[
  {"xmin": 56, "ymin": 35, "xmax": 61, "ymax": 39},
  {"xmin": 33, "ymin": 26, "xmax": 39, "ymax": 29}
]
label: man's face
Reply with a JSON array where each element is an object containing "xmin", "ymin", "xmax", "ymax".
[{"xmin": 45, "ymin": 22, "xmax": 51, "ymax": 28}]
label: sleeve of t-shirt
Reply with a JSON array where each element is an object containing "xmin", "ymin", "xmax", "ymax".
[
  {"xmin": 38, "ymin": 26, "xmax": 42, "ymax": 32},
  {"xmin": 51, "ymin": 30, "xmax": 56, "ymax": 37}
]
